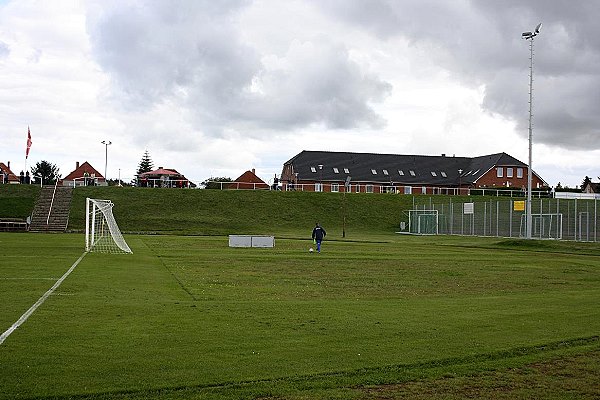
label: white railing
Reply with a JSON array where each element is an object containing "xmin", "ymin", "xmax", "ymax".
[
  {"xmin": 137, "ymin": 178, "xmax": 194, "ymax": 188},
  {"xmin": 46, "ymin": 180, "xmax": 59, "ymax": 225}
]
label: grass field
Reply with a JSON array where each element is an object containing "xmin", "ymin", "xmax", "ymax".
[{"xmin": 1, "ymin": 232, "xmax": 599, "ymax": 399}]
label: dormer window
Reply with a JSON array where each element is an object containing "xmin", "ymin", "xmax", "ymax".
[
  {"xmin": 409, "ymin": 170, "xmax": 416, "ymax": 176},
  {"xmin": 431, "ymin": 171, "xmax": 437, "ymax": 177},
  {"xmin": 371, "ymin": 169, "xmax": 377, "ymax": 175},
  {"xmin": 344, "ymin": 168, "xmax": 350, "ymax": 174},
  {"xmin": 383, "ymin": 169, "xmax": 389, "ymax": 175},
  {"xmin": 398, "ymin": 170, "xmax": 404, "ymax": 176},
  {"xmin": 441, "ymin": 171, "xmax": 447, "ymax": 178},
  {"xmin": 333, "ymin": 168, "xmax": 339, "ymax": 174},
  {"xmin": 311, "ymin": 167, "xmax": 317, "ymax": 173}
]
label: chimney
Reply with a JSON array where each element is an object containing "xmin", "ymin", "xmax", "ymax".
[
  {"xmin": 7, "ymin": 161, "xmax": 10, "ymax": 170},
  {"xmin": 252, "ymin": 168, "xmax": 256, "ymax": 175},
  {"xmin": 76, "ymin": 161, "xmax": 80, "ymax": 169}
]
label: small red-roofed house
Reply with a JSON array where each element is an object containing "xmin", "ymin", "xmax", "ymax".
[
  {"xmin": 0, "ymin": 162, "xmax": 20, "ymax": 184},
  {"xmin": 138, "ymin": 167, "xmax": 195, "ymax": 188},
  {"xmin": 229, "ymin": 169, "xmax": 269, "ymax": 190},
  {"xmin": 62, "ymin": 161, "xmax": 105, "ymax": 187}
]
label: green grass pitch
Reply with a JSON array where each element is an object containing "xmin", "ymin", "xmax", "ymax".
[{"xmin": 1, "ymin": 232, "xmax": 599, "ymax": 399}]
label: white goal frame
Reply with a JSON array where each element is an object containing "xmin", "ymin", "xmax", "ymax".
[
  {"xmin": 407, "ymin": 209, "xmax": 439, "ymax": 235},
  {"xmin": 85, "ymin": 198, "xmax": 132, "ymax": 254},
  {"xmin": 519, "ymin": 213, "xmax": 563, "ymax": 240}
]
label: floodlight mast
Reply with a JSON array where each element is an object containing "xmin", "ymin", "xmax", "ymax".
[{"xmin": 522, "ymin": 23, "xmax": 541, "ymax": 239}]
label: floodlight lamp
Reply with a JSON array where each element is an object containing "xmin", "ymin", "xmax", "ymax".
[
  {"xmin": 535, "ymin": 23, "xmax": 542, "ymax": 33},
  {"xmin": 522, "ymin": 32, "xmax": 532, "ymax": 38}
]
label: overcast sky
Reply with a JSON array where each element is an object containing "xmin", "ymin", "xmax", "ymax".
[{"xmin": 1, "ymin": 0, "xmax": 599, "ymax": 188}]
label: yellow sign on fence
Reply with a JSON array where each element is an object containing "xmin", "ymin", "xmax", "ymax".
[{"xmin": 514, "ymin": 201, "xmax": 525, "ymax": 211}]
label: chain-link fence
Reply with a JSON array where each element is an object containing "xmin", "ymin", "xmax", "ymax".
[{"xmin": 406, "ymin": 197, "xmax": 599, "ymax": 242}]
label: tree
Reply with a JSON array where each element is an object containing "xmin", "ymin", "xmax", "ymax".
[
  {"xmin": 582, "ymin": 176, "xmax": 592, "ymax": 189},
  {"xmin": 30, "ymin": 160, "xmax": 60, "ymax": 185},
  {"xmin": 200, "ymin": 177, "xmax": 232, "ymax": 189},
  {"xmin": 137, "ymin": 150, "xmax": 154, "ymax": 176}
]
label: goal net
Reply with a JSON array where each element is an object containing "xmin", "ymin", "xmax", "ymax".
[
  {"xmin": 85, "ymin": 198, "xmax": 132, "ymax": 254},
  {"xmin": 519, "ymin": 213, "xmax": 563, "ymax": 240},
  {"xmin": 407, "ymin": 209, "xmax": 439, "ymax": 235}
]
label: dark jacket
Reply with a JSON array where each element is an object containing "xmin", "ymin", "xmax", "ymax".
[{"xmin": 312, "ymin": 226, "xmax": 326, "ymax": 241}]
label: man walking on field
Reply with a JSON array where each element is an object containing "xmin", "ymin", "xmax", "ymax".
[{"xmin": 311, "ymin": 223, "xmax": 326, "ymax": 253}]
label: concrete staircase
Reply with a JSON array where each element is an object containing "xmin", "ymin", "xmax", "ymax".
[{"xmin": 29, "ymin": 185, "xmax": 73, "ymax": 233}]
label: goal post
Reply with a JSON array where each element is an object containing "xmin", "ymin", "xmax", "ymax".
[
  {"xmin": 407, "ymin": 209, "xmax": 439, "ymax": 235},
  {"xmin": 519, "ymin": 213, "xmax": 563, "ymax": 240},
  {"xmin": 85, "ymin": 198, "xmax": 132, "ymax": 254}
]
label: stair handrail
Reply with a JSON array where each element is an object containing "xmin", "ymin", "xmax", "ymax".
[{"xmin": 46, "ymin": 181, "xmax": 59, "ymax": 225}]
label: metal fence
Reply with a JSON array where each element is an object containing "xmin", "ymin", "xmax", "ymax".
[{"xmin": 407, "ymin": 197, "xmax": 599, "ymax": 242}]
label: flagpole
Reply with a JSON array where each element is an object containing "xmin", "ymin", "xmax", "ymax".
[{"xmin": 25, "ymin": 126, "xmax": 32, "ymax": 182}]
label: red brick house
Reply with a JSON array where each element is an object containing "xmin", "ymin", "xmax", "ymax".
[
  {"xmin": 62, "ymin": 161, "xmax": 106, "ymax": 187},
  {"xmin": 0, "ymin": 162, "xmax": 20, "ymax": 184},
  {"xmin": 280, "ymin": 151, "xmax": 547, "ymax": 194},
  {"xmin": 229, "ymin": 169, "xmax": 269, "ymax": 190},
  {"xmin": 582, "ymin": 180, "xmax": 600, "ymax": 194}
]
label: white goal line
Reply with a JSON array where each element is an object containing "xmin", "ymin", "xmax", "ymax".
[{"xmin": 0, "ymin": 252, "xmax": 87, "ymax": 346}]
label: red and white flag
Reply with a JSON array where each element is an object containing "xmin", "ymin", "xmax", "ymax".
[{"xmin": 26, "ymin": 127, "xmax": 32, "ymax": 159}]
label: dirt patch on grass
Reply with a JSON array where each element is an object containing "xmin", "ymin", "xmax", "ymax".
[{"xmin": 358, "ymin": 350, "xmax": 600, "ymax": 399}]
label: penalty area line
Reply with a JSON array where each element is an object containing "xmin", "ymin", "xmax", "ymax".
[{"xmin": 0, "ymin": 251, "xmax": 87, "ymax": 346}]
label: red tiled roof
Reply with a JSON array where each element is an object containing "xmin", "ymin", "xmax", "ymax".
[
  {"xmin": 230, "ymin": 170, "xmax": 269, "ymax": 189},
  {"xmin": 63, "ymin": 161, "xmax": 104, "ymax": 181},
  {"xmin": 140, "ymin": 168, "xmax": 180, "ymax": 177},
  {"xmin": 0, "ymin": 162, "xmax": 19, "ymax": 183}
]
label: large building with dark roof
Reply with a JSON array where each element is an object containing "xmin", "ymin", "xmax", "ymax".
[{"xmin": 280, "ymin": 150, "xmax": 547, "ymax": 194}]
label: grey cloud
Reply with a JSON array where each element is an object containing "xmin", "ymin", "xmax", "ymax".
[
  {"xmin": 319, "ymin": 0, "xmax": 600, "ymax": 150},
  {"xmin": 86, "ymin": 1, "xmax": 391, "ymax": 136}
]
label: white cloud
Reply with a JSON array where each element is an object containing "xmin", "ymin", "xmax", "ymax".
[{"xmin": 0, "ymin": 0, "xmax": 598, "ymax": 188}]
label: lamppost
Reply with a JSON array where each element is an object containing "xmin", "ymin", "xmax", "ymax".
[
  {"xmin": 101, "ymin": 140, "xmax": 112, "ymax": 183},
  {"xmin": 522, "ymin": 23, "xmax": 542, "ymax": 239},
  {"xmin": 343, "ymin": 176, "xmax": 351, "ymax": 238},
  {"xmin": 458, "ymin": 169, "xmax": 463, "ymax": 196},
  {"xmin": 318, "ymin": 164, "xmax": 323, "ymax": 192}
]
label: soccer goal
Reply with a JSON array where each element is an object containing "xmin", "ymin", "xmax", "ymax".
[
  {"xmin": 85, "ymin": 198, "xmax": 132, "ymax": 254},
  {"xmin": 407, "ymin": 209, "xmax": 439, "ymax": 235},
  {"xmin": 519, "ymin": 213, "xmax": 563, "ymax": 240}
]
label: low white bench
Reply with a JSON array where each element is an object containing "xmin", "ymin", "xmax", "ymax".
[{"xmin": 228, "ymin": 235, "xmax": 275, "ymax": 248}]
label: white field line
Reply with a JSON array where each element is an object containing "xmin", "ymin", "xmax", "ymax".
[{"xmin": 0, "ymin": 252, "xmax": 87, "ymax": 346}]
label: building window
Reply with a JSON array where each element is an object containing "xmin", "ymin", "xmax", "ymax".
[
  {"xmin": 441, "ymin": 171, "xmax": 447, "ymax": 178},
  {"xmin": 431, "ymin": 171, "xmax": 437, "ymax": 177},
  {"xmin": 517, "ymin": 168, "xmax": 523, "ymax": 178},
  {"xmin": 315, "ymin": 183, "xmax": 322, "ymax": 192},
  {"xmin": 507, "ymin": 167, "xmax": 513, "ymax": 178},
  {"xmin": 311, "ymin": 167, "xmax": 317, "ymax": 173},
  {"xmin": 366, "ymin": 184, "xmax": 374, "ymax": 193},
  {"xmin": 344, "ymin": 168, "xmax": 350, "ymax": 174},
  {"xmin": 331, "ymin": 183, "xmax": 339, "ymax": 192},
  {"xmin": 333, "ymin": 167, "xmax": 339, "ymax": 174},
  {"xmin": 497, "ymin": 167, "xmax": 503, "ymax": 178},
  {"xmin": 371, "ymin": 169, "xmax": 377, "ymax": 175},
  {"xmin": 409, "ymin": 170, "xmax": 416, "ymax": 176},
  {"xmin": 398, "ymin": 170, "xmax": 404, "ymax": 176},
  {"xmin": 383, "ymin": 169, "xmax": 389, "ymax": 176}
]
